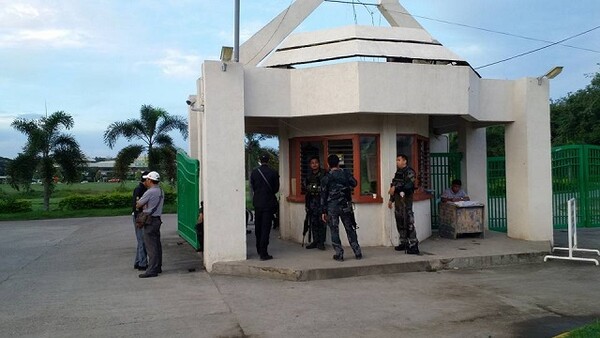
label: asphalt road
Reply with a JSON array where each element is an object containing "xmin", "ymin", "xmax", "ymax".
[{"xmin": 0, "ymin": 215, "xmax": 599, "ymax": 337}]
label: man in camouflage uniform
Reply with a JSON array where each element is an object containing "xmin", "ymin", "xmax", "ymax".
[
  {"xmin": 387, "ymin": 154, "xmax": 420, "ymax": 255},
  {"xmin": 301, "ymin": 156, "xmax": 326, "ymax": 250},
  {"xmin": 321, "ymin": 154, "xmax": 362, "ymax": 261}
]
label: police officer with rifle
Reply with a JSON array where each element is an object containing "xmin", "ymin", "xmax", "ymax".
[
  {"xmin": 321, "ymin": 154, "xmax": 362, "ymax": 262},
  {"xmin": 301, "ymin": 156, "xmax": 326, "ymax": 250},
  {"xmin": 387, "ymin": 154, "xmax": 420, "ymax": 255}
]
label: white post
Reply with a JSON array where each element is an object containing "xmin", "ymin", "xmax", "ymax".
[{"xmin": 544, "ymin": 198, "xmax": 599, "ymax": 265}]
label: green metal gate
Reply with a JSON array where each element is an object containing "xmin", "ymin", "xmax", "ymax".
[
  {"xmin": 176, "ymin": 149, "xmax": 201, "ymax": 250},
  {"xmin": 430, "ymin": 153, "xmax": 462, "ymax": 229},
  {"xmin": 487, "ymin": 157, "xmax": 507, "ymax": 232},
  {"xmin": 552, "ymin": 145, "xmax": 600, "ymax": 228}
]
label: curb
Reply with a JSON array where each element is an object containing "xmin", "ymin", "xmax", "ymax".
[{"xmin": 211, "ymin": 251, "xmax": 548, "ymax": 281}]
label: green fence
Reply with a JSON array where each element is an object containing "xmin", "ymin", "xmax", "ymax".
[
  {"xmin": 487, "ymin": 157, "xmax": 507, "ymax": 232},
  {"xmin": 176, "ymin": 149, "xmax": 201, "ymax": 250},
  {"xmin": 481, "ymin": 144, "xmax": 600, "ymax": 232},
  {"xmin": 430, "ymin": 153, "xmax": 462, "ymax": 229},
  {"xmin": 552, "ymin": 145, "xmax": 600, "ymax": 228}
]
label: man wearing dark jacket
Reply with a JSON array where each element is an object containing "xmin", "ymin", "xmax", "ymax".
[
  {"xmin": 132, "ymin": 171, "xmax": 149, "ymax": 270},
  {"xmin": 387, "ymin": 154, "xmax": 419, "ymax": 254},
  {"xmin": 320, "ymin": 154, "xmax": 362, "ymax": 262},
  {"xmin": 250, "ymin": 153, "xmax": 280, "ymax": 261}
]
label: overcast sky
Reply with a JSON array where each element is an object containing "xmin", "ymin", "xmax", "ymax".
[{"xmin": 1, "ymin": 0, "xmax": 599, "ymax": 159}]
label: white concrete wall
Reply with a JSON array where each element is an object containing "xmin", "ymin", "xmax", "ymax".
[
  {"xmin": 476, "ymin": 79, "xmax": 516, "ymax": 122},
  {"xmin": 505, "ymin": 77, "xmax": 553, "ymax": 242},
  {"xmin": 243, "ymin": 62, "xmax": 516, "ymax": 121},
  {"xmin": 201, "ymin": 61, "xmax": 247, "ymax": 271}
]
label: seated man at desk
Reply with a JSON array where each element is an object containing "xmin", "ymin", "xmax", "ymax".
[{"xmin": 441, "ymin": 179, "xmax": 470, "ymax": 203}]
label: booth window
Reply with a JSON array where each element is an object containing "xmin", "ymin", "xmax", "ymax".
[
  {"xmin": 289, "ymin": 134, "xmax": 381, "ymax": 203},
  {"xmin": 396, "ymin": 134, "xmax": 431, "ymax": 201}
]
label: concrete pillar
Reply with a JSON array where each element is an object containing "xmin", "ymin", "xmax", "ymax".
[
  {"xmin": 457, "ymin": 120, "xmax": 488, "ymax": 205},
  {"xmin": 381, "ymin": 115, "xmax": 397, "ymax": 245},
  {"xmin": 187, "ymin": 94, "xmax": 199, "ymax": 159},
  {"xmin": 278, "ymin": 119, "xmax": 290, "ymax": 240},
  {"xmin": 201, "ymin": 61, "xmax": 246, "ymax": 271},
  {"xmin": 505, "ymin": 78, "xmax": 553, "ymax": 242}
]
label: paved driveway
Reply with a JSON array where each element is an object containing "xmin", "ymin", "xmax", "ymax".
[{"xmin": 1, "ymin": 216, "xmax": 599, "ymax": 337}]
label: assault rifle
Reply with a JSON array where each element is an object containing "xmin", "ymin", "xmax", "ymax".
[
  {"xmin": 301, "ymin": 209, "xmax": 312, "ymax": 247},
  {"xmin": 340, "ymin": 187, "xmax": 358, "ymax": 230}
]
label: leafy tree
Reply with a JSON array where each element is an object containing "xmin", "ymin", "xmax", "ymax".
[
  {"xmin": 5, "ymin": 154, "xmax": 36, "ymax": 192},
  {"xmin": 103, "ymin": 105, "xmax": 188, "ymax": 183},
  {"xmin": 486, "ymin": 126, "xmax": 505, "ymax": 157},
  {"xmin": 551, "ymin": 70, "xmax": 600, "ymax": 145},
  {"xmin": 0, "ymin": 157, "xmax": 10, "ymax": 176},
  {"xmin": 9, "ymin": 111, "xmax": 87, "ymax": 211}
]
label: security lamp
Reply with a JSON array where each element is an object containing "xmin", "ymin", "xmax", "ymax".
[
  {"xmin": 220, "ymin": 46, "xmax": 233, "ymax": 62},
  {"xmin": 537, "ymin": 66, "xmax": 563, "ymax": 85}
]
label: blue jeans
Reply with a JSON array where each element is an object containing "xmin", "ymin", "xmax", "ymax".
[{"xmin": 132, "ymin": 214, "xmax": 147, "ymax": 267}]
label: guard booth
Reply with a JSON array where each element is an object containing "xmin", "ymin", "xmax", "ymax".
[
  {"xmin": 187, "ymin": 0, "xmax": 556, "ymax": 270},
  {"xmin": 176, "ymin": 149, "xmax": 201, "ymax": 251}
]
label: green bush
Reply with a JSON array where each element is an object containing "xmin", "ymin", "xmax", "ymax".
[
  {"xmin": 59, "ymin": 191, "xmax": 177, "ymax": 210},
  {"xmin": 0, "ymin": 196, "xmax": 32, "ymax": 213}
]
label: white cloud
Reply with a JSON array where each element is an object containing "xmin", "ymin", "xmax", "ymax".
[
  {"xmin": 6, "ymin": 3, "xmax": 40, "ymax": 18},
  {"xmin": 0, "ymin": 2, "xmax": 55, "ymax": 26},
  {"xmin": 0, "ymin": 28, "xmax": 88, "ymax": 48},
  {"xmin": 0, "ymin": 2, "xmax": 90, "ymax": 49},
  {"xmin": 140, "ymin": 49, "xmax": 203, "ymax": 78}
]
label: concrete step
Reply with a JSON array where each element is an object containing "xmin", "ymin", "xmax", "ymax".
[{"xmin": 211, "ymin": 231, "xmax": 551, "ymax": 281}]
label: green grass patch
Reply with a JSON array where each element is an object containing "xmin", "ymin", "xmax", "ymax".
[
  {"xmin": 0, "ymin": 182, "xmax": 177, "ymax": 221},
  {"xmin": 564, "ymin": 320, "xmax": 600, "ymax": 337}
]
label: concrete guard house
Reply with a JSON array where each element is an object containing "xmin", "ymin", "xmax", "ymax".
[{"xmin": 188, "ymin": 0, "xmax": 554, "ymax": 271}]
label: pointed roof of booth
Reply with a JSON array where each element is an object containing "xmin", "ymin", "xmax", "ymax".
[{"xmin": 240, "ymin": 0, "xmax": 472, "ymax": 69}]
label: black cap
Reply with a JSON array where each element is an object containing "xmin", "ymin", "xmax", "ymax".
[{"xmin": 141, "ymin": 171, "xmax": 150, "ymax": 182}]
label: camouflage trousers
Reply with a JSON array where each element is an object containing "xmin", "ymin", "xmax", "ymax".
[
  {"xmin": 326, "ymin": 205, "xmax": 362, "ymax": 257},
  {"xmin": 394, "ymin": 197, "xmax": 418, "ymax": 246}
]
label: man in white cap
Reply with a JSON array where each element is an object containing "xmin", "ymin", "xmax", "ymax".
[
  {"xmin": 136, "ymin": 171, "xmax": 164, "ymax": 278},
  {"xmin": 131, "ymin": 171, "xmax": 149, "ymax": 271}
]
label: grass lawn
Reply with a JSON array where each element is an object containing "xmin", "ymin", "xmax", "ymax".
[
  {"xmin": 0, "ymin": 182, "xmax": 176, "ymax": 221},
  {"xmin": 562, "ymin": 320, "xmax": 600, "ymax": 337}
]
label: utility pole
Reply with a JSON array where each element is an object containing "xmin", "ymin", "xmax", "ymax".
[{"xmin": 233, "ymin": 0, "xmax": 240, "ymax": 62}]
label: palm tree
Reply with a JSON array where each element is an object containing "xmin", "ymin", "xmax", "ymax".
[
  {"xmin": 103, "ymin": 105, "xmax": 188, "ymax": 183},
  {"xmin": 9, "ymin": 111, "xmax": 87, "ymax": 211}
]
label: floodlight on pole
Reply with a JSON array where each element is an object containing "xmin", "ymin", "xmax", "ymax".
[
  {"xmin": 220, "ymin": 46, "xmax": 233, "ymax": 71},
  {"xmin": 537, "ymin": 66, "xmax": 563, "ymax": 85}
]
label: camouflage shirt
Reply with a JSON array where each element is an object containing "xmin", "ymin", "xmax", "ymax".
[
  {"xmin": 320, "ymin": 168, "xmax": 357, "ymax": 213},
  {"xmin": 389, "ymin": 166, "xmax": 416, "ymax": 203}
]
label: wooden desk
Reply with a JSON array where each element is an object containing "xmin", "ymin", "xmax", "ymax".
[{"xmin": 439, "ymin": 202, "xmax": 485, "ymax": 239}]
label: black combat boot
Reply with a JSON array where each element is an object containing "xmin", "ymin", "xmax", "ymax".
[
  {"xmin": 406, "ymin": 243, "xmax": 420, "ymax": 255},
  {"xmin": 333, "ymin": 254, "xmax": 344, "ymax": 261},
  {"xmin": 394, "ymin": 243, "xmax": 406, "ymax": 251},
  {"xmin": 317, "ymin": 243, "xmax": 326, "ymax": 250}
]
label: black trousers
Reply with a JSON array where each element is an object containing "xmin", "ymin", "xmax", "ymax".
[{"xmin": 254, "ymin": 208, "xmax": 274, "ymax": 257}]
